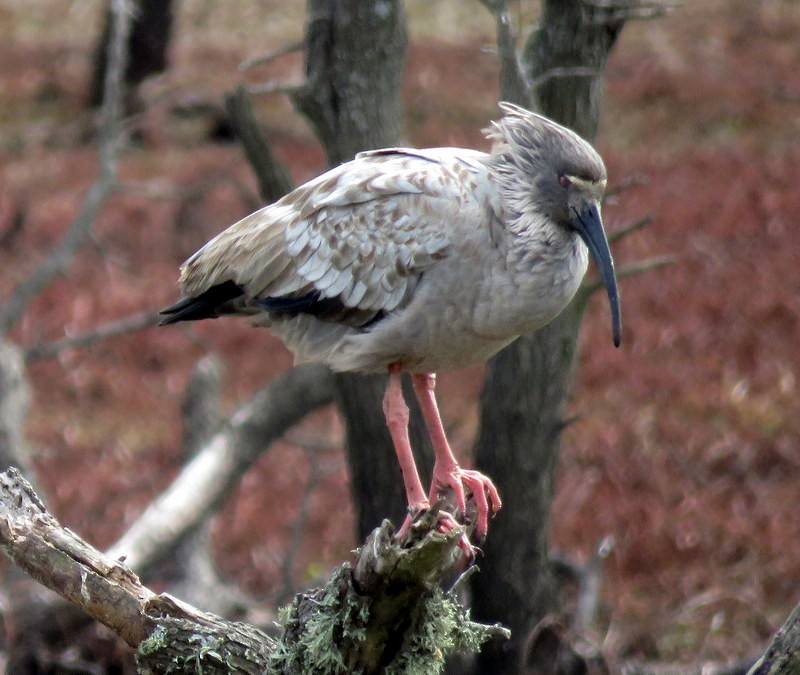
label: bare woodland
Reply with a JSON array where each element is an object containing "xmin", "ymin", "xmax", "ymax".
[{"xmin": 0, "ymin": 0, "xmax": 799, "ymax": 673}]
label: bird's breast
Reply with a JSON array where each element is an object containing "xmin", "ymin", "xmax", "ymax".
[{"xmin": 470, "ymin": 232, "xmax": 589, "ymax": 339}]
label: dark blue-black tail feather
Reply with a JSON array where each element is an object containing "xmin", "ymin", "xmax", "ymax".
[
  {"xmin": 161, "ymin": 282, "xmax": 389, "ymax": 330},
  {"xmin": 159, "ymin": 280, "xmax": 244, "ymax": 325}
]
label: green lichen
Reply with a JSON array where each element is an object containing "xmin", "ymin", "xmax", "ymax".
[
  {"xmin": 139, "ymin": 624, "xmax": 169, "ymax": 656},
  {"xmin": 139, "ymin": 538, "xmax": 508, "ymax": 674},
  {"xmin": 267, "ymin": 564, "xmax": 371, "ymax": 674},
  {"xmin": 385, "ymin": 586, "xmax": 510, "ymax": 675},
  {"xmin": 266, "ymin": 562, "xmax": 508, "ymax": 675}
]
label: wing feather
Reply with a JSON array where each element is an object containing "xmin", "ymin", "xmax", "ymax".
[{"xmin": 178, "ymin": 148, "xmax": 488, "ymax": 326}]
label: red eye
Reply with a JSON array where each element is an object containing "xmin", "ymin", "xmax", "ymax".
[{"xmin": 558, "ymin": 175, "xmax": 571, "ymax": 188}]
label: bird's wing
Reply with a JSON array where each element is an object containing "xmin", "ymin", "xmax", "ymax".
[{"xmin": 179, "ymin": 148, "xmax": 488, "ymax": 326}]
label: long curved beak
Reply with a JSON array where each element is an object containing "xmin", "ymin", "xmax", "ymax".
[{"xmin": 571, "ymin": 201, "xmax": 622, "ymax": 347}]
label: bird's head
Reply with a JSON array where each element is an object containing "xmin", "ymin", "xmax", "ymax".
[{"xmin": 485, "ymin": 102, "xmax": 621, "ymax": 347}]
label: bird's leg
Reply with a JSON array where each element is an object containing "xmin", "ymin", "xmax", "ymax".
[
  {"xmin": 382, "ymin": 362, "xmax": 429, "ymax": 540},
  {"xmin": 411, "ymin": 373, "xmax": 502, "ymax": 540}
]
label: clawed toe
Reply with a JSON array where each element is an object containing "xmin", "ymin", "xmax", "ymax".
[
  {"xmin": 396, "ymin": 506, "xmax": 478, "ymax": 560},
  {"xmin": 435, "ymin": 511, "xmax": 478, "ymax": 560},
  {"xmin": 430, "ymin": 465, "xmax": 502, "ymax": 542},
  {"xmin": 458, "ymin": 469, "xmax": 501, "ymax": 541}
]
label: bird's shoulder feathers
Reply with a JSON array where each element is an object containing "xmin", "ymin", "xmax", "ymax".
[{"xmin": 178, "ymin": 147, "xmax": 491, "ymax": 326}]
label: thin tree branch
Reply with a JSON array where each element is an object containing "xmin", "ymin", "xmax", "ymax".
[
  {"xmin": 246, "ymin": 81, "xmax": 307, "ymax": 97},
  {"xmin": 238, "ymin": 40, "xmax": 304, "ymax": 71},
  {"xmin": 605, "ymin": 173, "xmax": 649, "ymax": 199},
  {"xmin": 531, "ymin": 66, "xmax": 603, "ymax": 89},
  {"xmin": 224, "ymin": 85, "xmax": 294, "ymax": 204},
  {"xmin": 581, "ymin": 255, "xmax": 674, "ymax": 298},
  {"xmin": 0, "ymin": 0, "xmax": 133, "ymax": 334},
  {"xmin": 478, "ymin": 0, "xmax": 532, "ymax": 106},
  {"xmin": 608, "ymin": 214, "xmax": 654, "ymax": 245},
  {"xmin": 583, "ymin": 0, "xmax": 679, "ymax": 22},
  {"xmin": 24, "ymin": 310, "xmax": 159, "ymax": 364}
]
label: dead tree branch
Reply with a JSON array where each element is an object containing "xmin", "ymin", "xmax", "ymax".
[
  {"xmin": 0, "ymin": 468, "xmax": 157, "ymax": 648},
  {"xmin": 747, "ymin": 602, "xmax": 800, "ymax": 675},
  {"xmin": 239, "ymin": 40, "xmax": 304, "ymax": 71},
  {"xmin": 0, "ymin": 467, "xmax": 508, "ymax": 674},
  {"xmin": 24, "ymin": 309, "xmax": 160, "ymax": 363},
  {"xmin": 224, "ymin": 85, "xmax": 294, "ymax": 204},
  {"xmin": 608, "ymin": 214, "xmax": 654, "ymax": 244},
  {"xmin": 0, "ymin": 339, "xmax": 32, "ymax": 476},
  {"xmin": 580, "ymin": 255, "xmax": 674, "ymax": 300},
  {"xmin": 478, "ymin": 0, "xmax": 532, "ymax": 106},
  {"xmin": 0, "ymin": 0, "xmax": 133, "ymax": 334}
]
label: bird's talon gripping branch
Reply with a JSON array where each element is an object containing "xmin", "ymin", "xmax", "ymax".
[
  {"xmin": 431, "ymin": 466, "xmax": 501, "ymax": 541},
  {"xmin": 395, "ymin": 507, "xmax": 474, "ymax": 558},
  {"xmin": 435, "ymin": 511, "xmax": 477, "ymax": 560}
]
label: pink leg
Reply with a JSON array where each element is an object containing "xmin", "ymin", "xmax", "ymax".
[
  {"xmin": 382, "ymin": 362, "xmax": 428, "ymax": 539},
  {"xmin": 411, "ymin": 373, "xmax": 502, "ymax": 540}
]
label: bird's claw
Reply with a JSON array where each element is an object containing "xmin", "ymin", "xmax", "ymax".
[
  {"xmin": 435, "ymin": 511, "xmax": 478, "ymax": 560},
  {"xmin": 430, "ymin": 465, "xmax": 502, "ymax": 542},
  {"xmin": 396, "ymin": 505, "xmax": 477, "ymax": 560}
]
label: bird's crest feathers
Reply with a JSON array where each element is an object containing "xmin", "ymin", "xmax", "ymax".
[{"xmin": 484, "ymin": 102, "xmax": 606, "ymax": 185}]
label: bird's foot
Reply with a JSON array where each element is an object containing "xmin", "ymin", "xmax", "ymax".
[
  {"xmin": 430, "ymin": 464, "xmax": 502, "ymax": 542},
  {"xmin": 396, "ymin": 503, "xmax": 476, "ymax": 560},
  {"xmin": 435, "ymin": 511, "xmax": 478, "ymax": 560}
]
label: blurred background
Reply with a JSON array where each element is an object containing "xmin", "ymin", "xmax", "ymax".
[{"xmin": 0, "ymin": 0, "xmax": 798, "ymax": 671}]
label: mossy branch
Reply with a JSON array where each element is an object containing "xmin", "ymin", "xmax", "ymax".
[{"xmin": 0, "ymin": 467, "xmax": 508, "ymax": 674}]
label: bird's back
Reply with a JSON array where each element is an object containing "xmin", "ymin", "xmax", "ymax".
[{"xmin": 168, "ymin": 146, "xmax": 504, "ymax": 369}]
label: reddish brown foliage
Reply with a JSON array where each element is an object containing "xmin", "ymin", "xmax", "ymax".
[{"xmin": 1, "ymin": 1, "xmax": 799, "ymax": 667}]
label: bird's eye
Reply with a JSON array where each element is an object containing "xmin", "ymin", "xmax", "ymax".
[{"xmin": 558, "ymin": 175, "xmax": 571, "ymax": 188}]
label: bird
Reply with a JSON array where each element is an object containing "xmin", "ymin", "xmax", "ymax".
[{"xmin": 160, "ymin": 102, "xmax": 621, "ymax": 546}]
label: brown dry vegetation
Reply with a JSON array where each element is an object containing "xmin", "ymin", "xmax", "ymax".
[{"xmin": 1, "ymin": 0, "xmax": 799, "ymax": 668}]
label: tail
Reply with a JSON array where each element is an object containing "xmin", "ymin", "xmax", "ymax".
[{"xmin": 159, "ymin": 280, "xmax": 244, "ymax": 325}]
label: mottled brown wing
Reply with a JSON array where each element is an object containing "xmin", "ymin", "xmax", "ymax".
[{"xmin": 179, "ymin": 148, "xmax": 484, "ymax": 325}]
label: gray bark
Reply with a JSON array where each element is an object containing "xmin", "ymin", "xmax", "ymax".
[
  {"xmin": 224, "ymin": 86, "xmax": 294, "ymax": 204},
  {"xmin": 291, "ymin": 0, "xmax": 436, "ymax": 542},
  {"xmin": 747, "ymin": 602, "xmax": 800, "ymax": 675},
  {"xmin": 0, "ymin": 467, "xmax": 505, "ymax": 674},
  {"xmin": 0, "ymin": 339, "xmax": 32, "ymax": 476},
  {"xmin": 292, "ymin": 0, "xmax": 408, "ymax": 166},
  {"xmin": 471, "ymin": 2, "xmax": 627, "ymax": 672}
]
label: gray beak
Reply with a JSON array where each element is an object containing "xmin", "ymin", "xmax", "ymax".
[{"xmin": 571, "ymin": 201, "xmax": 622, "ymax": 347}]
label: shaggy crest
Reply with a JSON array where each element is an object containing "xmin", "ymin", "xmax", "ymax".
[{"xmin": 484, "ymin": 102, "xmax": 606, "ymax": 185}]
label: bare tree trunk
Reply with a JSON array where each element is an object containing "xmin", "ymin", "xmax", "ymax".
[
  {"xmin": 88, "ymin": 0, "xmax": 175, "ymax": 110},
  {"xmin": 291, "ymin": 0, "xmax": 436, "ymax": 541},
  {"xmin": 471, "ymin": 2, "xmax": 628, "ymax": 672},
  {"xmin": 292, "ymin": 0, "xmax": 407, "ymax": 166}
]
